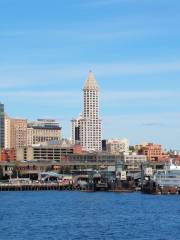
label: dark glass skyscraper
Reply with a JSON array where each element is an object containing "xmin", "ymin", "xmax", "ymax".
[{"xmin": 0, "ymin": 103, "xmax": 5, "ymax": 149}]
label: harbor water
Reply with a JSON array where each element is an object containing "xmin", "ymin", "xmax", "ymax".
[{"xmin": 0, "ymin": 192, "xmax": 180, "ymax": 240}]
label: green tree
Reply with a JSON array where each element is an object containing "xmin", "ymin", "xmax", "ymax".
[{"xmin": 129, "ymin": 146, "xmax": 135, "ymax": 152}]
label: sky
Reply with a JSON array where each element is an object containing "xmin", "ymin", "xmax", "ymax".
[{"xmin": 0, "ymin": 0, "xmax": 180, "ymax": 150}]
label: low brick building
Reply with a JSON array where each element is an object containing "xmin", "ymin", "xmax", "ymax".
[{"xmin": 138, "ymin": 143, "xmax": 162, "ymax": 161}]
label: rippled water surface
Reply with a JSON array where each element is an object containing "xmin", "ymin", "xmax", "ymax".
[{"xmin": 0, "ymin": 191, "xmax": 180, "ymax": 240}]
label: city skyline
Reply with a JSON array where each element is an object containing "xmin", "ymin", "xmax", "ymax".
[{"xmin": 0, "ymin": 0, "xmax": 180, "ymax": 149}]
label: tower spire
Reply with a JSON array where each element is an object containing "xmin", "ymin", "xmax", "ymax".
[{"xmin": 83, "ymin": 70, "xmax": 99, "ymax": 90}]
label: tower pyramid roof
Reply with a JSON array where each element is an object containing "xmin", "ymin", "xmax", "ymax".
[{"xmin": 83, "ymin": 71, "xmax": 99, "ymax": 90}]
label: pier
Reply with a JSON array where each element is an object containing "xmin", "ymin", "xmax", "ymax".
[
  {"xmin": 0, "ymin": 178, "xmax": 137, "ymax": 192},
  {"xmin": 0, "ymin": 183, "xmax": 137, "ymax": 192},
  {"xmin": 0, "ymin": 183, "xmax": 73, "ymax": 191}
]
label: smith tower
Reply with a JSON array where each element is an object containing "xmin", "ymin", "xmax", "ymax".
[{"xmin": 71, "ymin": 71, "xmax": 102, "ymax": 151}]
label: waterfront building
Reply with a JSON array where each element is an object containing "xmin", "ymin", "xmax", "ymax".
[
  {"xmin": 106, "ymin": 138, "xmax": 129, "ymax": 154},
  {"xmin": 67, "ymin": 152, "xmax": 120, "ymax": 164},
  {"xmin": 4, "ymin": 114, "xmax": 11, "ymax": 149},
  {"xmin": 10, "ymin": 118, "xmax": 28, "ymax": 148},
  {"xmin": 71, "ymin": 71, "xmax": 102, "ymax": 152},
  {"xmin": 15, "ymin": 145, "xmax": 75, "ymax": 161},
  {"xmin": 0, "ymin": 151, "xmax": 120, "ymax": 178},
  {"xmin": 14, "ymin": 143, "xmax": 120, "ymax": 165},
  {"xmin": 0, "ymin": 103, "xmax": 5, "ymax": 149},
  {"xmin": 120, "ymin": 152, "xmax": 147, "ymax": 170},
  {"xmin": 0, "ymin": 148, "xmax": 15, "ymax": 161},
  {"xmin": 27, "ymin": 119, "xmax": 61, "ymax": 146},
  {"xmin": 137, "ymin": 143, "xmax": 162, "ymax": 161}
]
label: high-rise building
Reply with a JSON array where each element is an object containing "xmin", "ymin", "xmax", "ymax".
[
  {"xmin": 27, "ymin": 119, "xmax": 61, "ymax": 146},
  {"xmin": 72, "ymin": 71, "xmax": 102, "ymax": 151},
  {"xmin": 0, "ymin": 103, "xmax": 5, "ymax": 149},
  {"xmin": 4, "ymin": 114, "xmax": 11, "ymax": 149},
  {"xmin": 71, "ymin": 114, "xmax": 82, "ymax": 145},
  {"xmin": 4, "ymin": 117, "xmax": 61, "ymax": 149},
  {"xmin": 10, "ymin": 118, "xmax": 28, "ymax": 148}
]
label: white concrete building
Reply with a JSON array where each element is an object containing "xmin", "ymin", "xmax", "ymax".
[
  {"xmin": 27, "ymin": 119, "xmax": 61, "ymax": 146},
  {"xmin": 106, "ymin": 138, "xmax": 129, "ymax": 154},
  {"xmin": 121, "ymin": 152, "xmax": 147, "ymax": 170},
  {"xmin": 71, "ymin": 71, "xmax": 102, "ymax": 151}
]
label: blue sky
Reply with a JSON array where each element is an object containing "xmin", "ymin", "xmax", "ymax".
[{"xmin": 0, "ymin": 0, "xmax": 180, "ymax": 149}]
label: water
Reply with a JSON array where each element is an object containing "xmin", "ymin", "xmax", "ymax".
[{"xmin": 0, "ymin": 192, "xmax": 180, "ymax": 240}]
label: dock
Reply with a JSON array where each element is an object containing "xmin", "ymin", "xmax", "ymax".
[{"xmin": 0, "ymin": 183, "xmax": 73, "ymax": 191}]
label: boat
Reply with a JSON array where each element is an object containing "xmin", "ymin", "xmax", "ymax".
[
  {"xmin": 142, "ymin": 160, "xmax": 180, "ymax": 194},
  {"xmin": 154, "ymin": 160, "xmax": 180, "ymax": 188}
]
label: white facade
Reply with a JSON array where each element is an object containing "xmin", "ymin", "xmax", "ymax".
[
  {"xmin": 123, "ymin": 152, "xmax": 147, "ymax": 163},
  {"xmin": 106, "ymin": 138, "xmax": 129, "ymax": 154},
  {"xmin": 71, "ymin": 71, "xmax": 102, "ymax": 152},
  {"xmin": 27, "ymin": 127, "xmax": 33, "ymax": 146},
  {"xmin": 27, "ymin": 119, "xmax": 61, "ymax": 146}
]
